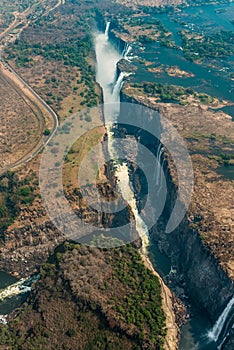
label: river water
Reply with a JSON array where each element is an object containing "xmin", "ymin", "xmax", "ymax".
[
  {"xmin": 0, "ymin": 271, "xmax": 23, "ymax": 316},
  {"xmin": 0, "ymin": 271, "xmax": 37, "ymax": 319},
  {"xmin": 131, "ymin": 2, "xmax": 234, "ymax": 112},
  {"xmin": 93, "ymin": 14, "xmax": 233, "ymax": 349},
  {"xmin": 0, "ymin": 3, "xmax": 232, "ymax": 346}
]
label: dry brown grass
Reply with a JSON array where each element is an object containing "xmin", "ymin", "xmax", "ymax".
[{"xmin": 0, "ymin": 69, "xmax": 45, "ymax": 170}]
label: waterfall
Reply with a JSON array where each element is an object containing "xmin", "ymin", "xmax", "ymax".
[
  {"xmin": 95, "ymin": 24, "xmax": 150, "ymax": 252},
  {"xmin": 208, "ymin": 295, "xmax": 234, "ymax": 344},
  {"xmin": 112, "ymin": 72, "xmax": 131, "ymax": 102},
  {"xmin": 105, "ymin": 21, "xmax": 110, "ymax": 37},
  {"xmin": 156, "ymin": 147, "xmax": 164, "ymax": 187},
  {"xmin": 154, "ymin": 145, "xmax": 164, "ymax": 187},
  {"xmin": 122, "ymin": 43, "xmax": 132, "ymax": 60},
  {"xmin": 154, "ymin": 145, "xmax": 161, "ymax": 183},
  {"xmin": 125, "ymin": 44, "xmax": 132, "ymax": 59}
]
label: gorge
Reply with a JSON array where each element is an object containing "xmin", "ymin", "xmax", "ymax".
[
  {"xmin": 0, "ymin": 1, "xmax": 233, "ymax": 348},
  {"xmin": 95, "ymin": 20, "xmax": 234, "ymax": 350}
]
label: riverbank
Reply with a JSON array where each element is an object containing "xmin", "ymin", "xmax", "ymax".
[
  {"xmin": 120, "ymin": 82, "xmax": 234, "ymax": 348},
  {"xmin": 0, "ymin": 243, "xmax": 171, "ymax": 349},
  {"xmin": 121, "ymin": 81, "xmax": 233, "ymax": 279},
  {"xmin": 94, "ymin": 22, "xmax": 181, "ymax": 349},
  {"xmin": 0, "ymin": 1, "xmax": 233, "ymax": 348},
  {"xmin": 140, "ymin": 252, "xmax": 185, "ymax": 350}
]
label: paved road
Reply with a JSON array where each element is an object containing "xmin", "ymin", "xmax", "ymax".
[
  {"xmin": 0, "ymin": 2, "xmax": 62, "ymax": 177},
  {"xmin": 0, "ymin": 60, "xmax": 59, "ymax": 176}
]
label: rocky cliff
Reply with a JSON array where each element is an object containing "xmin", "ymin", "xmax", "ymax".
[{"xmin": 120, "ymin": 87, "xmax": 234, "ymax": 326}]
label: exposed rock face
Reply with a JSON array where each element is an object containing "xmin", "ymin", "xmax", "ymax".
[
  {"xmin": 0, "ymin": 174, "xmax": 134, "ymax": 277},
  {"xmin": 120, "ymin": 89, "xmax": 234, "ymax": 325},
  {"xmin": 0, "ymin": 198, "xmax": 64, "ymax": 277}
]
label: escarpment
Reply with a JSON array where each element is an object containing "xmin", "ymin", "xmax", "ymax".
[{"xmin": 120, "ymin": 86, "xmax": 234, "ymax": 326}]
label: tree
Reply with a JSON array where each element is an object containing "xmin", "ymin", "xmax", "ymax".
[{"xmin": 44, "ymin": 128, "xmax": 51, "ymax": 136}]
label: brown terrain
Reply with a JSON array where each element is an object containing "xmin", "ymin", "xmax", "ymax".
[
  {"xmin": 0, "ymin": 2, "xmax": 186, "ymax": 348},
  {"xmin": 0, "ymin": 62, "xmax": 55, "ymax": 173},
  {"xmin": 0, "ymin": 0, "xmax": 233, "ymax": 349},
  {"xmin": 0, "ymin": 242, "xmax": 170, "ymax": 350},
  {"xmin": 115, "ymin": 0, "xmax": 185, "ymax": 9},
  {"xmin": 122, "ymin": 83, "xmax": 234, "ymax": 280}
]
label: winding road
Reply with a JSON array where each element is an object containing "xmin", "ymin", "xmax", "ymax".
[
  {"xmin": 0, "ymin": 1, "xmax": 62, "ymax": 176},
  {"xmin": 0, "ymin": 60, "xmax": 59, "ymax": 176}
]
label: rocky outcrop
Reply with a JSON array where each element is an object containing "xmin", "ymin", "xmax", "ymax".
[
  {"xmin": 119, "ymin": 89, "xmax": 234, "ymax": 325},
  {"xmin": 0, "ymin": 176, "xmax": 133, "ymax": 277},
  {"xmin": 0, "ymin": 201, "xmax": 64, "ymax": 277}
]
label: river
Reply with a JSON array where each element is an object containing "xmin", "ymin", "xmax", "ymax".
[
  {"xmin": 0, "ymin": 272, "xmax": 23, "ymax": 317},
  {"xmin": 130, "ymin": 2, "xmax": 234, "ymax": 118},
  {"xmin": 93, "ymin": 19, "xmax": 233, "ymax": 350},
  {"xmin": 0, "ymin": 271, "xmax": 37, "ymax": 320}
]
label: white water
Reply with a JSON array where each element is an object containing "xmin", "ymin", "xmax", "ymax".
[
  {"xmin": 0, "ymin": 315, "xmax": 7, "ymax": 325},
  {"xmin": 116, "ymin": 163, "xmax": 150, "ymax": 252},
  {"xmin": 122, "ymin": 43, "xmax": 132, "ymax": 60},
  {"xmin": 156, "ymin": 147, "xmax": 164, "ymax": 187},
  {"xmin": 0, "ymin": 278, "xmax": 32, "ymax": 302},
  {"xmin": 112, "ymin": 71, "xmax": 131, "ymax": 102},
  {"xmin": 95, "ymin": 23, "xmax": 150, "ymax": 252},
  {"xmin": 208, "ymin": 295, "xmax": 234, "ymax": 344},
  {"xmin": 105, "ymin": 21, "xmax": 111, "ymax": 37},
  {"xmin": 217, "ymin": 324, "xmax": 234, "ymax": 350}
]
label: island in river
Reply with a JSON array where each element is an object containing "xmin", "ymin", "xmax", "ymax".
[{"xmin": 0, "ymin": 0, "xmax": 233, "ymax": 350}]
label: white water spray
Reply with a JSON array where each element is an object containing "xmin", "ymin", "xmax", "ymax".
[
  {"xmin": 0, "ymin": 274, "xmax": 39, "ymax": 303},
  {"xmin": 0, "ymin": 278, "xmax": 31, "ymax": 301},
  {"xmin": 122, "ymin": 43, "xmax": 132, "ymax": 60},
  {"xmin": 105, "ymin": 21, "xmax": 110, "ymax": 37},
  {"xmin": 95, "ymin": 23, "xmax": 122, "ymax": 114},
  {"xmin": 156, "ymin": 147, "xmax": 164, "ymax": 187},
  {"xmin": 112, "ymin": 72, "xmax": 131, "ymax": 102},
  {"xmin": 208, "ymin": 295, "xmax": 234, "ymax": 344},
  {"xmin": 95, "ymin": 23, "xmax": 150, "ymax": 251}
]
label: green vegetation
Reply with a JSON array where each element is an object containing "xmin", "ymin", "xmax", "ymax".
[
  {"xmin": 137, "ymin": 82, "xmax": 214, "ymax": 104},
  {"xmin": 0, "ymin": 171, "xmax": 36, "ymax": 237},
  {"xmin": 0, "ymin": 242, "xmax": 166, "ymax": 349},
  {"xmin": 43, "ymin": 128, "xmax": 51, "ymax": 136},
  {"xmin": 122, "ymin": 15, "xmax": 174, "ymax": 46},
  {"xmin": 180, "ymin": 30, "xmax": 234, "ymax": 61},
  {"xmin": 4, "ymin": 2, "xmax": 100, "ymax": 112},
  {"xmin": 211, "ymin": 152, "xmax": 234, "ymax": 167},
  {"xmin": 0, "ymin": 0, "xmax": 37, "ymax": 30},
  {"xmin": 7, "ymin": 35, "xmax": 98, "ymax": 108},
  {"xmin": 139, "ymin": 5, "xmax": 175, "ymax": 15}
]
